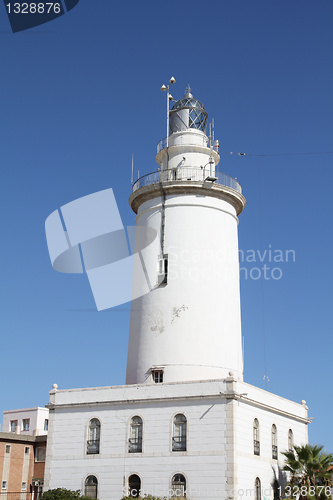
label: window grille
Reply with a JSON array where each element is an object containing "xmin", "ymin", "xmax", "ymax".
[
  {"xmin": 172, "ymin": 414, "xmax": 187, "ymax": 452},
  {"xmin": 272, "ymin": 424, "xmax": 278, "ymax": 459},
  {"xmin": 171, "ymin": 474, "xmax": 186, "ymax": 497},
  {"xmin": 129, "ymin": 416, "xmax": 143, "ymax": 453},
  {"xmin": 87, "ymin": 418, "xmax": 100, "ymax": 454},
  {"xmin": 84, "ymin": 475, "xmax": 98, "ymax": 499},
  {"xmin": 288, "ymin": 429, "xmax": 293, "ymax": 451},
  {"xmin": 253, "ymin": 419, "xmax": 260, "ymax": 456}
]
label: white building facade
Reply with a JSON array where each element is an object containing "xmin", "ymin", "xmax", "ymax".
[
  {"xmin": 44, "ymin": 85, "xmax": 310, "ymax": 500},
  {"xmin": 3, "ymin": 407, "xmax": 49, "ymax": 436}
]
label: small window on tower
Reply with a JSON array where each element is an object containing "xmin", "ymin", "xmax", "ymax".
[
  {"xmin": 24, "ymin": 446, "xmax": 30, "ymax": 455},
  {"xmin": 151, "ymin": 370, "xmax": 164, "ymax": 384},
  {"xmin": 157, "ymin": 255, "xmax": 168, "ymax": 285},
  {"xmin": 5, "ymin": 445, "xmax": 11, "ymax": 454},
  {"xmin": 2, "ymin": 481, "xmax": 7, "ymax": 490}
]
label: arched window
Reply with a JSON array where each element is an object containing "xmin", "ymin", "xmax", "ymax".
[
  {"xmin": 128, "ymin": 474, "xmax": 141, "ymax": 498},
  {"xmin": 255, "ymin": 477, "xmax": 261, "ymax": 500},
  {"xmin": 87, "ymin": 418, "xmax": 100, "ymax": 454},
  {"xmin": 272, "ymin": 424, "xmax": 278, "ymax": 459},
  {"xmin": 288, "ymin": 429, "xmax": 293, "ymax": 451},
  {"xmin": 172, "ymin": 414, "xmax": 187, "ymax": 452},
  {"xmin": 171, "ymin": 473, "xmax": 186, "ymax": 497},
  {"xmin": 253, "ymin": 419, "xmax": 260, "ymax": 456},
  {"xmin": 84, "ymin": 475, "xmax": 98, "ymax": 499},
  {"xmin": 129, "ymin": 416, "xmax": 143, "ymax": 453}
]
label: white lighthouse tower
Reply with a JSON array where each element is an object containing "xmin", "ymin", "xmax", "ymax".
[
  {"xmin": 45, "ymin": 81, "xmax": 310, "ymax": 500},
  {"xmin": 126, "ymin": 84, "xmax": 247, "ymax": 385}
]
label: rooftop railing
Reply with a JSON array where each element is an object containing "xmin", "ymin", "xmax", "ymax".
[{"xmin": 132, "ymin": 167, "xmax": 242, "ymax": 194}]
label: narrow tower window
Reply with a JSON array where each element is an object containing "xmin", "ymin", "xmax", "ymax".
[
  {"xmin": 172, "ymin": 414, "xmax": 187, "ymax": 452},
  {"xmin": 272, "ymin": 424, "xmax": 278, "ymax": 459},
  {"xmin": 87, "ymin": 418, "xmax": 100, "ymax": 454},
  {"xmin": 253, "ymin": 419, "xmax": 260, "ymax": 456},
  {"xmin": 158, "ymin": 254, "xmax": 168, "ymax": 285},
  {"xmin": 171, "ymin": 474, "xmax": 186, "ymax": 497},
  {"xmin": 129, "ymin": 416, "xmax": 143, "ymax": 453},
  {"xmin": 84, "ymin": 475, "xmax": 98, "ymax": 499},
  {"xmin": 151, "ymin": 369, "xmax": 163, "ymax": 383},
  {"xmin": 288, "ymin": 429, "xmax": 293, "ymax": 451}
]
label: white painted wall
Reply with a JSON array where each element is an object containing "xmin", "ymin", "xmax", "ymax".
[
  {"xmin": 127, "ymin": 125, "xmax": 244, "ymax": 385},
  {"xmin": 3, "ymin": 407, "xmax": 49, "ymax": 436},
  {"xmin": 45, "ymin": 379, "xmax": 309, "ymax": 500}
]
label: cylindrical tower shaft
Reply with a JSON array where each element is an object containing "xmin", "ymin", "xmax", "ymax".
[{"xmin": 126, "ymin": 90, "xmax": 246, "ymax": 385}]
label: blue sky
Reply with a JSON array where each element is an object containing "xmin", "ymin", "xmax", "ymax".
[{"xmin": 0, "ymin": 0, "xmax": 332, "ymax": 452}]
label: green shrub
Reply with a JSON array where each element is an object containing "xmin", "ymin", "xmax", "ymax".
[{"xmin": 41, "ymin": 488, "xmax": 94, "ymax": 500}]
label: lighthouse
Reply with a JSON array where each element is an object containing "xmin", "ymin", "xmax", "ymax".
[
  {"xmin": 126, "ymin": 84, "xmax": 247, "ymax": 385},
  {"xmin": 45, "ymin": 81, "xmax": 310, "ymax": 500}
]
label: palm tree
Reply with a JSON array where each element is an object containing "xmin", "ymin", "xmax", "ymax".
[{"xmin": 282, "ymin": 444, "xmax": 333, "ymax": 499}]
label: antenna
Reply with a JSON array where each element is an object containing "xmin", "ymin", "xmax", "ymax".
[
  {"xmin": 209, "ymin": 118, "xmax": 215, "ymax": 147},
  {"xmin": 131, "ymin": 153, "xmax": 134, "ymax": 185}
]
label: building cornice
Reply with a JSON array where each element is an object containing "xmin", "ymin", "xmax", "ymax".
[
  {"xmin": 0, "ymin": 431, "xmax": 36, "ymax": 443},
  {"xmin": 47, "ymin": 389, "xmax": 310, "ymax": 424}
]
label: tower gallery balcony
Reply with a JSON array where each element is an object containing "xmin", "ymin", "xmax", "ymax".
[
  {"xmin": 130, "ymin": 166, "xmax": 246, "ymax": 216},
  {"xmin": 132, "ymin": 166, "xmax": 242, "ymax": 193}
]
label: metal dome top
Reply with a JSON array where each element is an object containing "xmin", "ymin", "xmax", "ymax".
[{"xmin": 169, "ymin": 86, "xmax": 208, "ymax": 133}]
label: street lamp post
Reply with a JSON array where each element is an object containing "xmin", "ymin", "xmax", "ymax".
[{"xmin": 160, "ymin": 76, "xmax": 176, "ymax": 148}]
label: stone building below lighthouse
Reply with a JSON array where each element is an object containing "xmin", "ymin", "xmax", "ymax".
[{"xmin": 44, "ymin": 84, "xmax": 310, "ymax": 500}]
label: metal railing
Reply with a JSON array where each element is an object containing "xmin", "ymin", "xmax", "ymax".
[
  {"xmin": 254, "ymin": 440, "xmax": 260, "ymax": 456},
  {"xmin": 132, "ymin": 167, "xmax": 242, "ymax": 194},
  {"xmin": 272, "ymin": 445, "xmax": 278, "ymax": 459},
  {"xmin": 128, "ymin": 437, "xmax": 142, "ymax": 453},
  {"xmin": 172, "ymin": 436, "xmax": 187, "ymax": 452},
  {"xmin": 86, "ymin": 439, "xmax": 100, "ymax": 454}
]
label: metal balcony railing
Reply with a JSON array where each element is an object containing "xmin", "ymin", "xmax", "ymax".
[
  {"xmin": 272, "ymin": 445, "xmax": 278, "ymax": 459},
  {"xmin": 86, "ymin": 439, "xmax": 100, "ymax": 454},
  {"xmin": 172, "ymin": 436, "xmax": 187, "ymax": 452},
  {"xmin": 254, "ymin": 440, "xmax": 260, "ymax": 456},
  {"xmin": 128, "ymin": 437, "xmax": 142, "ymax": 453},
  {"xmin": 132, "ymin": 167, "xmax": 242, "ymax": 194}
]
